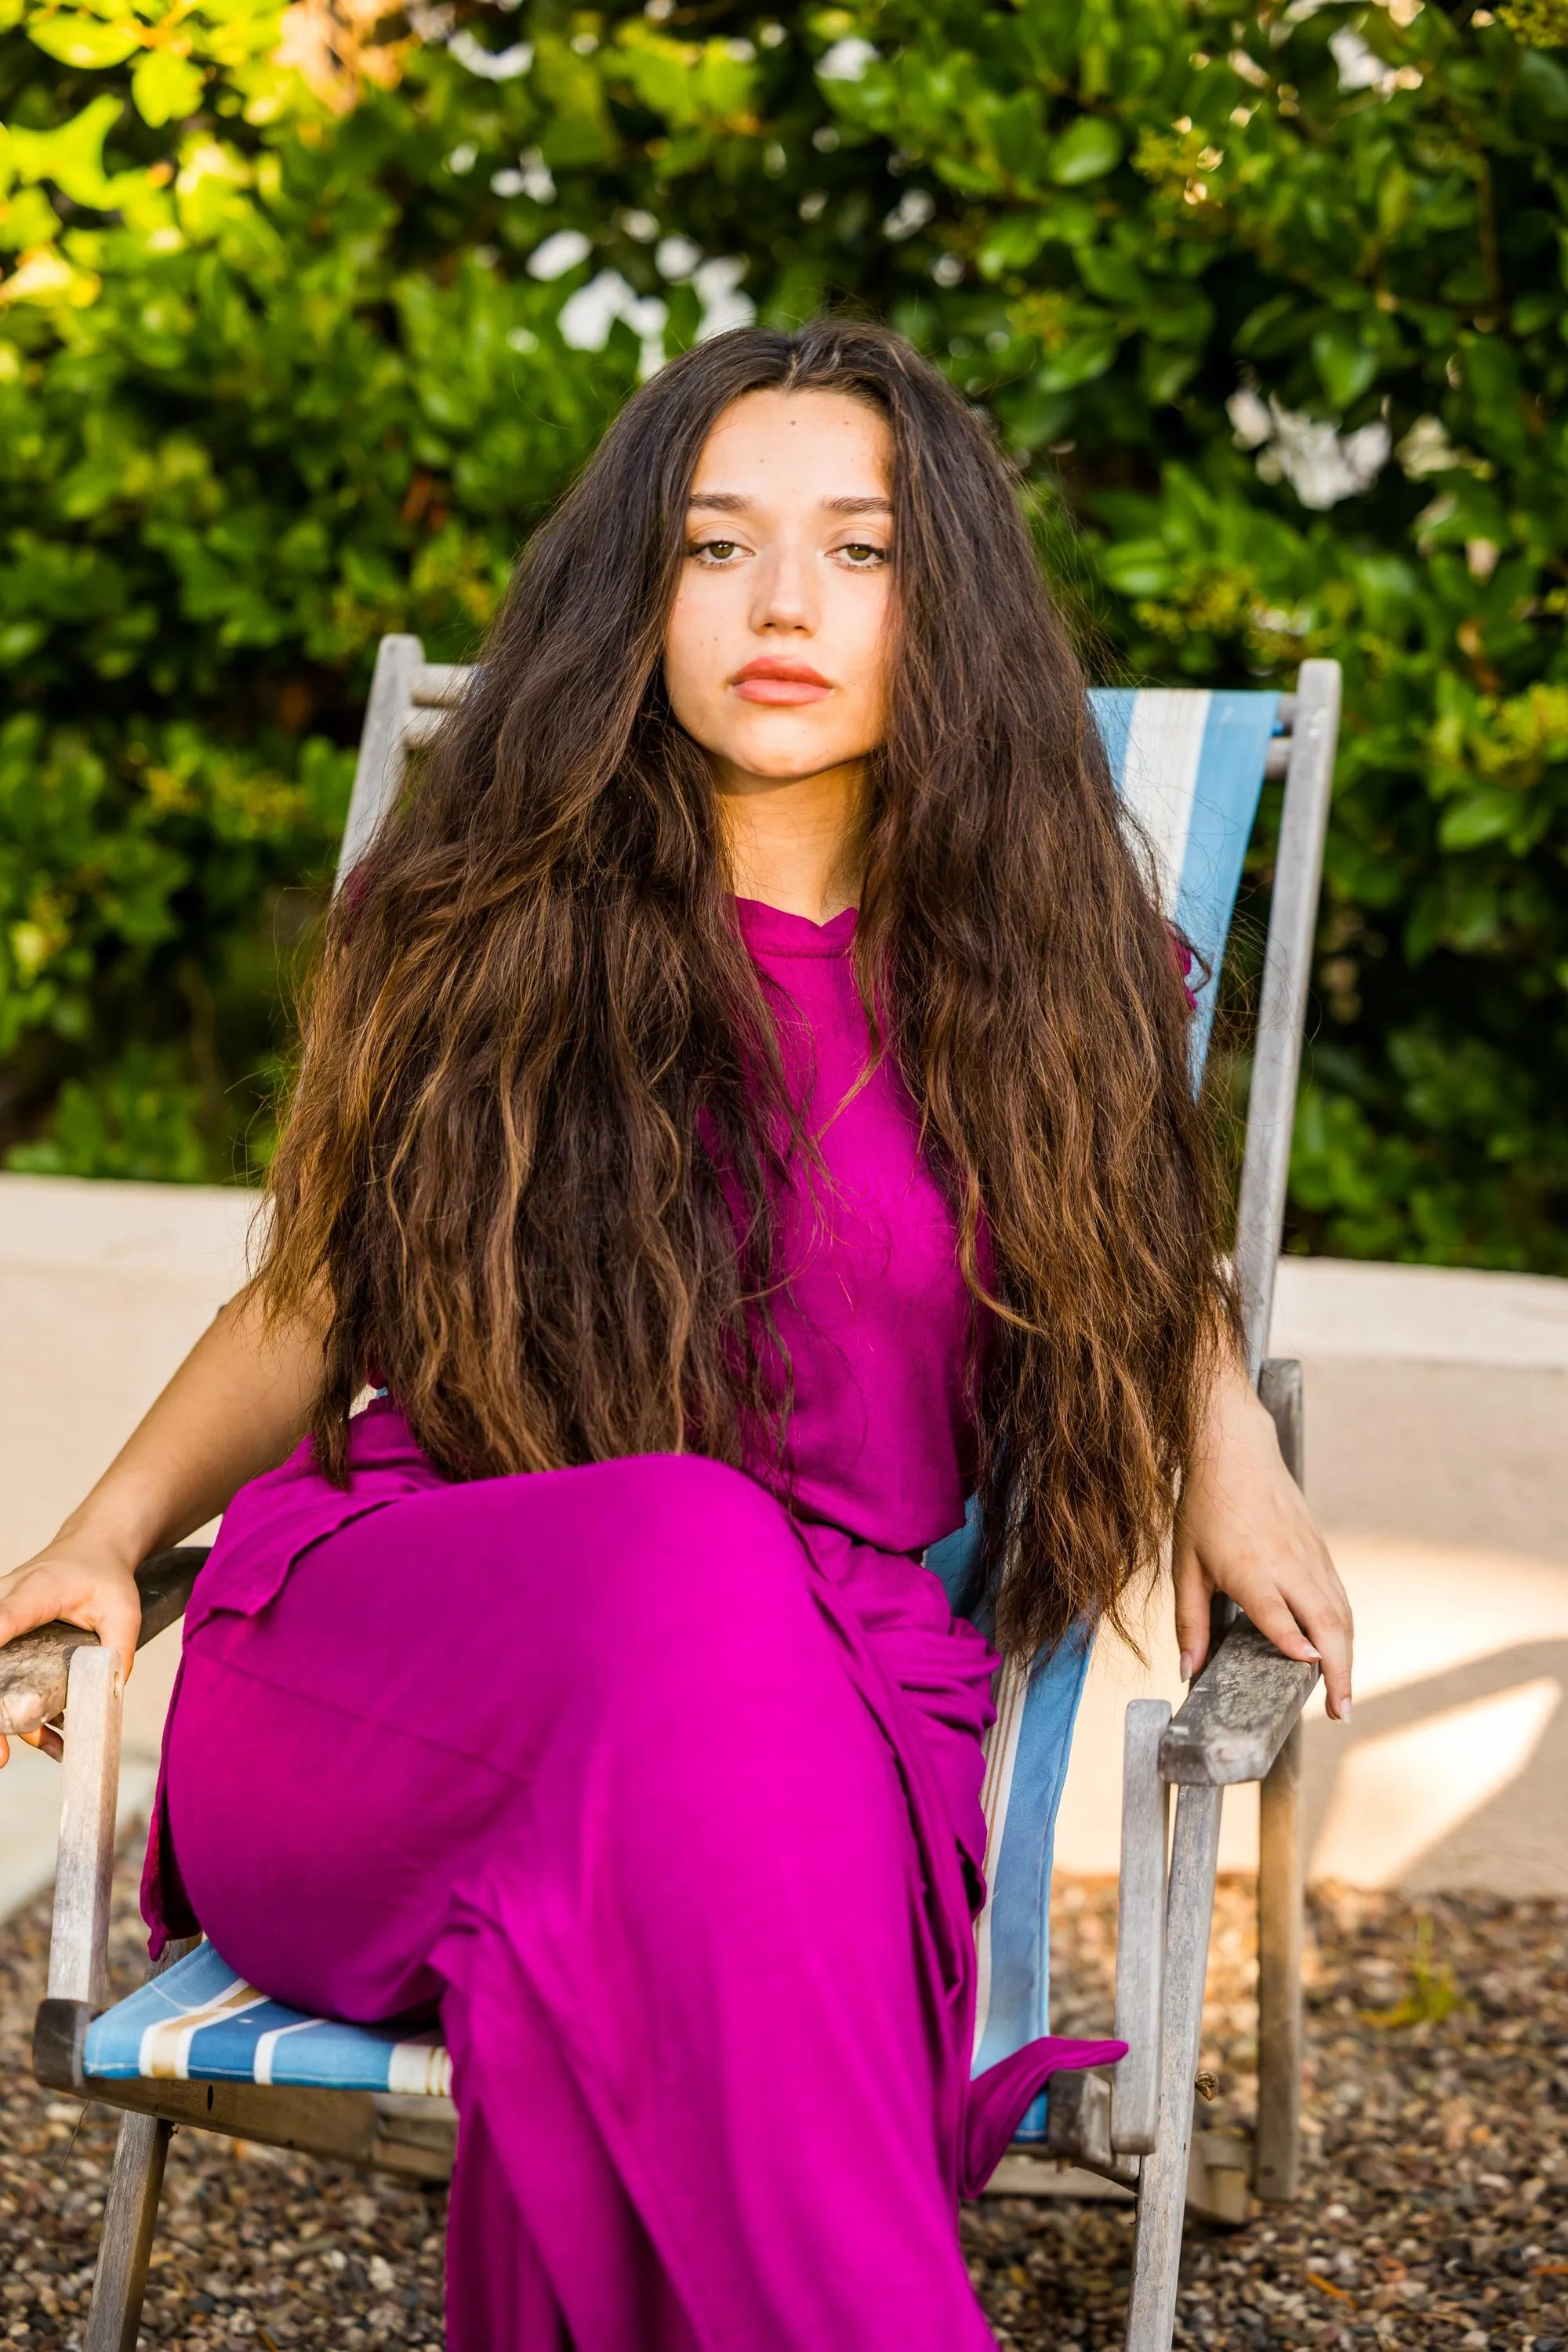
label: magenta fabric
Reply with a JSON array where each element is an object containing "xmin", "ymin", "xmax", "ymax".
[
  {"xmin": 727, "ymin": 897, "xmax": 985, "ymax": 1556},
  {"xmin": 149, "ymin": 898, "xmax": 1123, "ymax": 2350}
]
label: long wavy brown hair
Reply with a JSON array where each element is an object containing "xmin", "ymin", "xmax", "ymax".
[{"xmin": 257, "ymin": 318, "xmax": 1236, "ymax": 1657}]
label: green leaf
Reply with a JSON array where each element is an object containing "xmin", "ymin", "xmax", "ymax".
[
  {"xmin": 27, "ymin": 13, "xmax": 142, "ymax": 67},
  {"xmin": 1035, "ymin": 322, "xmax": 1120, "ymax": 390},
  {"xmin": 1312, "ymin": 323, "xmax": 1379, "ymax": 411},
  {"xmin": 1075, "ymin": 244, "xmax": 1145, "ymax": 306},
  {"xmin": 1516, "ymin": 47, "xmax": 1568, "ymax": 136},
  {"xmin": 1438, "ymin": 792, "xmax": 1523, "ymax": 851},
  {"xmin": 1140, "ymin": 342, "xmax": 1199, "ymax": 405},
  {"xmin": 131, "ymin": 49, "xmax": 205, "ymax": 128},
  {"xmin": 1099, "ymin": 536, "xmax": 1176, "ymax": 596},
  {"xmin": 978, "ymin": 214, "xmax": 1051, "ymax": 278},
  {"xmin": 1049, "ymin": 116, "xmax": 1123, "ymax": 186},
  {"xmin": 5, "ymin": 96, "xmax": 125, "ymax": 206},
  {"xmin": 986, "ymin": 93, "xmax": 1051, "ymax": 184}
]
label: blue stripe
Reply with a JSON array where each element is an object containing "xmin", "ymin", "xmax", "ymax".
[
  {"xmin": 257, "ymin": 2023, "xmax": 436, "ymax": 2092},
  {"xmin": 181, "ymin": 2002, "xmax": 334, "ymax": 2085},
  {"xmin": 926, "ymin": 1492, "xmax": 983, "ymax": 1618},
  {"xmin": 1086, "ymin": 687, "xmax": 1137, "ymax": 790},
  {"xmin": 1174, "ymin": 691, "xmax": 1278, "ymax": 1073},
  {"xmin": 975, "ymin": 1621, "xmax": 1094, "ymax": 2075}
]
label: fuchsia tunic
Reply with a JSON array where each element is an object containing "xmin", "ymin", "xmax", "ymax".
[{"xmin": 150, "ymin": 897, "xmax": 1120, "ymax": 2351}]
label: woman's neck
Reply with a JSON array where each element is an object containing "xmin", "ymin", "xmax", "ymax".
[{"xmin": 713, "ymin": 757, "xmax": 865, "ymax": 924}]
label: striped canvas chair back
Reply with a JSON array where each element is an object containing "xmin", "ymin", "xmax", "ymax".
[{"xmin": 931, "ymin": 687, "xmax": 1283, "ymax": 2125}]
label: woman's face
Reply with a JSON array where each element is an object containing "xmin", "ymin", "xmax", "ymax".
[{"xmin": 662, "ymin": 388, "xmax": 894, "ymax": 789}]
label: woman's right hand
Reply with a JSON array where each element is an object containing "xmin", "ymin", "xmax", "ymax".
[{"xmin": 0, "ymin": 1535, "xmax": 143, "ymax": 1768}]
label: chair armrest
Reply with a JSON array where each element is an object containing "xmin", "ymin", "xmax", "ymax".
[
  {"xmin": 1157, "ymin": 1615, "xmax": 1319, "ymax": 1787},
  {"xmin": 0, "ymin": 1546, "xmax": 209, "ymax": 1738}
]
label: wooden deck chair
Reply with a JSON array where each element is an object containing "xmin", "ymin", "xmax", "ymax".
[{"xmin": 4, "ymin": 644, "xmax": 1341, "ymax": 2352}]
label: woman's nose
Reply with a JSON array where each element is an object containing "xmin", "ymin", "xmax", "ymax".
[{"xmin": 749, "ymin": 543, "xmax": 817, "ymax": 634}]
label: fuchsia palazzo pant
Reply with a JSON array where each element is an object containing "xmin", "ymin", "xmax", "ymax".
[{"xmin": 151, "ymin": 1428, "xmax": 1120, "ymax": 2351}]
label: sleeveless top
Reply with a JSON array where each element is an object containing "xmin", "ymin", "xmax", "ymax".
[{"xmin": 731, "ymin": 895, "xmax": 981, "ymax": 1555}]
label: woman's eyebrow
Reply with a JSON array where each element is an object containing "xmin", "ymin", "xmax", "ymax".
[{"xmin": 685, "ymin": 492, "xmax": 893, "ymax": 515}]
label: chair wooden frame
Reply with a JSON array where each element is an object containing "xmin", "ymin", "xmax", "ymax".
[{"xmin": 3, "ymin": 648, "xmax": 1341, "ymax": 2352}]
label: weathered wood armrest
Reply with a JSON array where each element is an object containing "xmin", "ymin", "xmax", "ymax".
[
  {"xmin": 0, "ymin": 1547, "xmax": 209, "ymax": 1738},
  {"xmin": 1156, "ymin": 1616, "xmax": 1319, "ymax": 1787}
]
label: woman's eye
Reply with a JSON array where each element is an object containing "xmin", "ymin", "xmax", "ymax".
[
  {"xmin": 838, "ymin": 542, "xmax": 889, "ymax": 567},
  {"xmin": 691, "ymin": 539, "xmax": 744, "ymax": 565}
]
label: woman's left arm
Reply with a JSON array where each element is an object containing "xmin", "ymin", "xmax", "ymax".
[{"xmin": 1173, "ymin": 1348, "xmax": 1354, "ymax": 1722}]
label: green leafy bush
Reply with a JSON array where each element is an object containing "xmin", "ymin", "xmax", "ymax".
[{"xmin": 2, "ymin": 0, "xmax": 1565, "ymax": 1265}]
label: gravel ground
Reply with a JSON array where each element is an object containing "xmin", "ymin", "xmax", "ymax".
[{"xmin": 2, "ymin": 1849, "xmax": 1565, "ymax": 2350}]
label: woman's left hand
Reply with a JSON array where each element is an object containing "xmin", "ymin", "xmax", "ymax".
[{"xmin": 1173, "ymin": 1350, "xmax": 1353, "ymax": 1722}]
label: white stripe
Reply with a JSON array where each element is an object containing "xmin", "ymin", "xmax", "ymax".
[
  {"xmin": 1117, "ymin": 689, "xmax": 1210, "ymax": 918},
  {"xmin": 138, "ymin": 1981, "xmax": 267, "ymax": 2082},
  {"xmin": 253, "ymin": 2017, "xmax": 318, "ymax": 2087},
  {"xmin": 971, "ymin": 1653, "xmax": 1029, "ymax": 2065},
  {"xmin": 387, "ymin": 2040, "xmax": 454, "ymax": 2098}
]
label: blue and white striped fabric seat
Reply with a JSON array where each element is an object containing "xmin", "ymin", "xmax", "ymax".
[
  {"xmin": 85, "ymin": 686, "xmax": 1278, "ymax": 2118},
  {"xmin": 83, "ymin": 1937, "xmax": 452, "ymax": 2096}
]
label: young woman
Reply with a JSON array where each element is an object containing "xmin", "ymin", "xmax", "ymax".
[{"xmin": 0, "ymin": 320, "xmax": 1351, "ymax": 2349}]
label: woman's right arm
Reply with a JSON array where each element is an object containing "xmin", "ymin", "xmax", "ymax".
[{"xmin": 0, "ymin": 1287, "xmax": 325, "ymax": 1765}]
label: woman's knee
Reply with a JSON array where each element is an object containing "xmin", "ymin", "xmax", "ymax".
[
  {"xmin": 589, "ymin": 1454, "xmax": 823, "ymax": 1673},
  {"xmin": 442, "ymin": 1450, "xmax": 818, "ymax": 1677}
]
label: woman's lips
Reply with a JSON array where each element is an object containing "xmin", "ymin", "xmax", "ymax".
[{"xmin": 731, "ymin": 658, "xmax": 833, "ymax": 706}]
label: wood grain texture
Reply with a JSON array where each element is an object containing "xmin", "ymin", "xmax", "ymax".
[
  {"xmin": 412, "ymin": 661, "xmax": 470, "ymax": 705},
  {"xmin": 1187, "ymin": 2128, "xmax": 1253, "ymax": 2228},
  {"xmin": 1258, "ymin": 1357, "xmax": 1304, "ymax": 1486},
  {"xmin": 1232, "ymin": 659, "xmax": 1340, "ymax": 1375},
  {"xmin": 400, "ymin": 704, "xmax": 448, "ymax": 751},
  {"xmin": 1254, "ymin": 1720, "xmax": 1305, "ymax": 2200},
  {"xmin": 0, "ymin": 1548, "xmax": 207, "ymax": 1737},
  {"xmin": 82, "ymin": 2112, "xmax": 172, "ymax": 2352},
  {"xmin": 1111, "ymin": 1700, "xmax": 1171, "ymax": 2156},
  {"xmin": 1044, "ymin": 2069, "xmax": 1140, "ymax": 2190},
  {"xmin": 32, "ymin": 1994, "xmax": 93, "ymax": 2091},
  {"xmin": 71, "ymin": 2071, "xmax": 456, "ymax": 2183},
  {"xmin": 47, "ymin": 1645, "xmax": 122, "ymax": 2007},
  {"xmin": 334, "ymin": 631, "xmax": 423, "ymax": 891},
  {"xmin": 1158, "ymin": 1617, "xmax": 1319, "ymax": 1788},
  {"xmin": 1123, "ymin": 1780, "xmax": 1224, "ymax": 2352},
  {"xmin": 1253, "ymin": 1353, "xmax": 1307, "ymax": 2201}
]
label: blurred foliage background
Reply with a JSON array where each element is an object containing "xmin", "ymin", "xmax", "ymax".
[{"xmin": 1, "ymin": 0, "xmax": 1566, "ymax": 1264}]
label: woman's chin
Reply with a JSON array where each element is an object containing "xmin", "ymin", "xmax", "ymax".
[{"xmin": 709, "ymin": 732, "xmax": 873, "ymax": 789}]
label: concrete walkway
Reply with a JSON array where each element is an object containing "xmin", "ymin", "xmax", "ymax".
[{"xmin": 2, "ymin": 1174, "xmax": 1566, "ymax": 1917}]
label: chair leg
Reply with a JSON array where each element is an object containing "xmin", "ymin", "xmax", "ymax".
[
  {"xmin": 1254, "ymin": 1719, "xmax": 1305, "ymax": 2198},
  {"xmin": 84, "ymin": 2109, "xmax": 172, "ymax": 2352},
  {"xmin": 1123, "ymin": 1782, "xmax": 1223, "ymax": 2352}
]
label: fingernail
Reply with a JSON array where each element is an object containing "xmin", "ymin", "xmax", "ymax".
[
  {"xmin": 1179, "ymin": 1651, "xmax": 1195, "ymax": 1681},
  {"xmin": 1338, "ymin": 1701, "xmax": 1352, "ymax": 1725}
]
